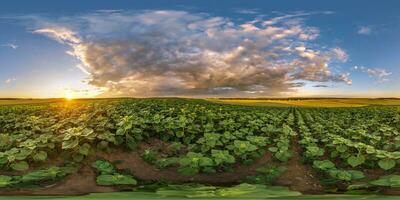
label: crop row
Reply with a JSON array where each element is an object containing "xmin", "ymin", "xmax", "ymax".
[{"xmin": 0, "ymin": 99, "xmax": 399, "ymax": 190}]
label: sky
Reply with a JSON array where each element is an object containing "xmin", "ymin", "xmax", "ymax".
[{"xmin": 0, "ymin": 0, "xmax": 400, "ymax": 98}]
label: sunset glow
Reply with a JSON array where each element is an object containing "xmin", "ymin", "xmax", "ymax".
[{"xmin": 64, "ymin": 91, "xmax": 74, "ymax": 100}]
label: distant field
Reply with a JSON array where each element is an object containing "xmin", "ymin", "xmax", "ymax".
[
  {"xmin": 3, "ymin": 98, "xmax": 400, "ymax": 107},
  {"xmin": 212, "ymin": 98, "xmax": 400, "ymax": 107},
  {"xmin": 0, "ymin": 99, "xmax": 63, "ymax": 105}
]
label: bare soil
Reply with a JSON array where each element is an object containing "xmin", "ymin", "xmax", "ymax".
[{"xmin": 275, "ymin": 139, "xmax": 324, "ymax": 193}]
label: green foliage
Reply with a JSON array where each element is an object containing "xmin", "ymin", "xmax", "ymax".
[
  {"xmin": 273, "ymin": 150, "xmax": 292, "ymax": 162},
  {"xmin": 21, "ymin": 166, "xmax": 73, "ymax": 183},
  {"xmin": 33, "ymin": 151, "xmax": 47, "ymax": 162},
  {"xmin": 269, "ymin": 132, "xmax": 293, "ymax": 162},
  {"xmin": 378, "ymin": 159, "xmax": 396, "ymax": 170},
  {"xmin": 246, "ymin": 166, "xmax": 287, "ymax": 184},
  {"xmin": 346, "ymin": 183, "xmax": 371, "ymax": 191},
  {"xmin": 1, "ymin": 98, "xmax": 400, "ymax": 190},
  {"xmin": 96, "ymin": 174, "xmax": 137, "ymax": 186},
  {"xmin": 305, "ymin": 146, "xmax": 325, "ymax": 159},
  {"xmin": 295, "ymin": 106, "xmax": 400, "ymax": 184},
  {"xmin": 347, "ymin": 170, "xmax": 366, "ymax": 180},
  {"xmin": 327, "ymin": 169, "xmax": 352, "ymax": 182},
  {"xmin": 233, "ymin": 140, "xmax": 258, "ymax": 157},
  {"xmin": 92, "ymin": 159, "xmax": 116, "ymax": 174},
  {"xmin": 79, "ymin": 143, "xmax": 91, "ymax": 156},
  {"xmin": 327, "ymin": 169, "xmax": 365, "ymax": 182},
  {"xmin": 336, "ymin": 145, "xmax": 348, "ymax": 153},
  {"xmin": 313, "ymin": 159, "xmax": 365, "ymax": 182},
  {"xmin": 141, "ymin": 149, "xmax": 157, "ymax": 164},
  {"xmin": 156, "ymin": 157, "xmax": 178, "ymax": 169},
  {"xmin": 347, "ymin": 155, "xmax": 365, "ymax": 167},
  {"xmin": 92, "ymin": 159, "xmax": 137, "ymax": 186},
  {"xmin": 62, "ymin": 127, "xmax": 94, "ymax": 149},
  {"xmin": 169, "ymin": 142, "xmax": 183, "ymax": 154},
  {"xmin": 0, "ymin": 166, "xmax": 74, "ymax": 188},
  {"xmin": 370, "ymin": 175, "xmax": 400, "ymax": 187},
  {"xmin": 197, "ymin": 133, "xmax": 221, "ymax": 152},
  {"xmin": 211, "ymin": 150, "xmax": 235, "ymax": 166},
  {"xmin": 0, "ymin": 175, "xmax": 13, "ymax": 187},
  {"xmin": 313, "ymin": 160, "xmax": 335, "ymax": 171},
  {"xmin": 246, "ymin": 136, "xmax": 268, "ymax": 146},
  {"xmin": 10, "ymin": 161, "xmax": 29, "ymax": 171},
  {"xmin": 0, "ymin": 98, "xmax": 298, "ymax": 176},
  {"xmin": 177, "ymin": 152, "xmax": 214, "ymax": 175}
]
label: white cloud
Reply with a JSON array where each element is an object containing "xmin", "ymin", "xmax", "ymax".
[
  {"xmin": 357, "ymin": 26, "xmax": 372, "ymax": 35},
  {"xmin": 262, "ymin": 11, "xmax": 334, "ymax": 26},
  {"xmin": 27, "ymin": 10, "xmax": 351, "ymax": 97},
  {"xmin": 234, "ymin": 9, "xmax": 259, "ymax": 15},
  {"xmin": 1, "ymin": 43, "xmax": 18, "ymax": 49},
  {"xmin": 353, "ymin": 65, "xmax": 391, "ymax": 83},
  {"xmin": 366, "ymin": 68, "xmax": 391, "ymax": 82},
  {"xmin": 331, "ymin": 47, "xmax": 348, "ymax": 62},
  {"xmin": 4, "ymin": 77, "xmax": 17, "ymax": 84},
  {"xmin": 34, "ymin": 28, "xmax": 81, "ymax": 44}
]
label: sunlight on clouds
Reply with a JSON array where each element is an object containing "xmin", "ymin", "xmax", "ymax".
[
  {"xmin": 34, "ymin": 28, "xmax": 81, "ymax": 44},
  {"xmin": 29, "ymin": 10, "xmax": 352, "ymax": 97}
]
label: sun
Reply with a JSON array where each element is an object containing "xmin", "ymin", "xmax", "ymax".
[{"xmin": 65, "ymin": 91, "xmax": 74, "ymax": 100}]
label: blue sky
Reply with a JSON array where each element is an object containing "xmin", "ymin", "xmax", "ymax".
[{"xmin": 0, "ymin": 0, "xmax": 399, "ymax": 98}]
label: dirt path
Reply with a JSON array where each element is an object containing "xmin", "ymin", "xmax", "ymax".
[
  {"xmin": 275, "ymin": 138, "xmax": 324, "ymax": 193},
  {"xmin": 274, "ymin": 109, "xmax": 324, "ymax": 193}
]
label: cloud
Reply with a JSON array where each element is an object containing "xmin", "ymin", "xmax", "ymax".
[
  {"xmin": 313, "ymin": 84, "xmax": 329, "ymax": 88},
  {"xmin": 4, "ymin": 77, "xmax": 17, "ymax": 84},
  {"xmin": 366, "ymin": 68, "xmax": 391, "ymax": 82},
  {"xmin": 331, "ymin": 47, "xmax": 348, "ymax": 62},
  {"xmin": 1, "ymin": 43, "xmax": 18, "ymax": 49},
  {"xmin": 262, "ymin": 11, "xmax": 334, "ymax": 26},
  {"xmin": 234, "ymin": 9, "xmax": 259, "ymax": 15},
  {"xmin": 353, "ymin": 65, "xmax": 391, "ymax": 83},
  {"xmin": 24, "ymin": 10, "xmax": 350, "ymax": 97},
  {"xmin": 357, "ymin": 26, "xmax": 372, "ymax": 35},
  {"xmin": 34, "ymin": 28, "xmax": 81, "ymax": 44},
  {"xmin": 62, "ymin": 86, "xmax": 105, "ymax": 97}
]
